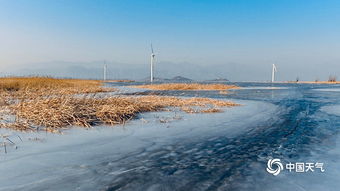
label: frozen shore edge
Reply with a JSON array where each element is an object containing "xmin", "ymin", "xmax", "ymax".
[{"xmin": 0, "ymin": 99, "xmax": 278, "ymax": 191}]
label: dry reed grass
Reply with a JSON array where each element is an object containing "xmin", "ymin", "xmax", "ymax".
[
  {"xmin": 0, "ymin": 78, "xmax": 239, "ymax": 132},
  {"xmin": 132, "ymin": 83, "xmax": 239, "ymax": 91},
  {"xmin": 0, "ymin": 77, "xmax": 113, "ymax": 95},
  {"xmin": 7, "ymin": 95, "xmax": 238, "ymax": 131},
  {"xmin": 0, "ymin": 77, "xmax": 114, "ymax": 103},
  {"xmin": 0, "ymin": 77, "xmax": 96, "ymax": 91}
]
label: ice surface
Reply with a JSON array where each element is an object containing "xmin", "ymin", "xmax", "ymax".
[
  {"xmin": 252, "ymin": 104, "xmax": 340, "ymax": 191},
  {"xmin": 313, "ymin": 88, "xmax": 340, "ymax": 92},
  {"xmin": 321, "ymin": 105, "xmax": 340, "ymax": 116},
  {"xmin": 114, "ymin": 86, "xmax": 147, "ymax": 93},
  {"xmin": 258, "ymin": 134, "xmax": 340, "ymax": 191},
  {"xmin": 0, "ymin": 99, "xmax": 277, "ymax": 191}
]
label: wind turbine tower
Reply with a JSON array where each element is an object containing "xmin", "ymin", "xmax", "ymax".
[
  {"xmin": 150, "ymin": 44, "xmax": 155, "ymax": 83},
  {"xmin": 271, "ymin": 64, "xmax": 277, "ymax": 83},
  {"xmin": 103, "ymin": 62, "xmax": 107, "ymax": 81}
]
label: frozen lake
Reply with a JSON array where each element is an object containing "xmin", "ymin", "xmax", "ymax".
[{"xmin": 1, "ymin": 82, "xmax": 340, "ymax": 191}]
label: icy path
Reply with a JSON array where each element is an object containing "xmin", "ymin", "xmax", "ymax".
[{"xmin": 0, "ymin": 99, "xmax": 277, "ymax": 191}]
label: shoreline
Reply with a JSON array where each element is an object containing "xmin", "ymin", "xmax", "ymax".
[{"xmin": 0, "ymin": 78, "xmax": 239, "ymax": 132}]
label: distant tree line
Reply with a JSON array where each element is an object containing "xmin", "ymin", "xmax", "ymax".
[{"xmin": 294, "ymin": 75, "xmax": 337, "ymax": 82}]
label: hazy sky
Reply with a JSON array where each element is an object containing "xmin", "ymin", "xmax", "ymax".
[{"xmin": 1, "ymin": 0, "xmax": 340, "ymax": 81}]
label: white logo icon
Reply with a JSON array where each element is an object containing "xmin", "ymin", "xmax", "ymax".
[{"xmin": 266, "ymin": 159, "xmax": 283, "ymax": 176}]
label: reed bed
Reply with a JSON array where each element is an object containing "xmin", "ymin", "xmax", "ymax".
[
  {"xmin": 0, "ymin": 77, "xmax": 99, "ymax": 91},
  {"xmin": 0, "ymin": 78, "xmax": 239, "ymax": 132},
  {"xmin": 6, "ymin": 95, "xmax": 239, "ymax": 131},
  {"xmin": 0, "ymin": 77, "xmax": 113, "ymax": 97},
  {"xmin": 132, "ymin": 83, "xmax": 239, "ymax": 91},
  {"xmin": 0, "ymin": 77, "xmax": 115, "ymax": 105}
]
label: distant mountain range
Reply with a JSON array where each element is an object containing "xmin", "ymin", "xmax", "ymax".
[{"xmin": 5, "ymin": 61, "xmax": 253, "ymax": 81}]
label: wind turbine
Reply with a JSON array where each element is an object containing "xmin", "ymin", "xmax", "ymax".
[
  {"xmin": 150, "ymin": 44, "xmax": 155, "ymax": 83},
  {"xmin": 271, "ymin": 64, "xmax": 277, "ymax": 83},
  {"xmin": 103, "ymin": 61, "xmax": 107, "ymax": 81}
]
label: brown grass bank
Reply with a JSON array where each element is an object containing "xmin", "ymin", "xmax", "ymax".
[
  {"xmin": 0, "ymin": 78, "xmax": 239, "ymax": 132},
  {"xmin": 6, "ymin": 95, "xmax": 239, "ymax": 132},
  {"xmin": 0, "ymin": 77, "xmax": 112, "ymax": 92},
  {"xmin": 132, "ymin": 83, "xmax": 239, "ymax": 90},
  {"xmin": 0, "ymin": 77, "xmax": 114, "ymax": 101}
]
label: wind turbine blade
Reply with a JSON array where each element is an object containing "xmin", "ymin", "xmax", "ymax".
[
  {"xmin": 151, "ymin": 43, "xmax": 154, "ymax": 54},
  {"xmin": 273, "ymin": 64, "xmax": 277, "ymax": 72}
]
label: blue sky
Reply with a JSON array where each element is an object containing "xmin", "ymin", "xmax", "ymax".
[{"xmin": 1, "ymin": 0, "xmax": 340, "ymax": 81}]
